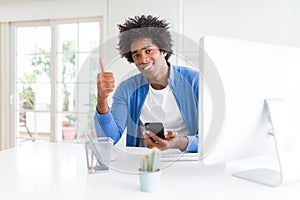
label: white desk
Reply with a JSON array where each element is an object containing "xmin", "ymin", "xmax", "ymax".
[{"xmin": 0, "ymin": 142, "xmax": 299, "ymax": 200}]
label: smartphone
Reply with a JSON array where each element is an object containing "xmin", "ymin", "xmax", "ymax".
[{"xmin": 144, "ymin": 122, "xmax": 165, "ymax": 139}]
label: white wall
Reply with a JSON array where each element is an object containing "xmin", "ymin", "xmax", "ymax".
[
  {"xmin": 176, "ymin": 0, "xmax": 300, "ymax": 71},
  {"xmin": 0, "ymin": 0, "xmax": 107, "ymax": 22},
  {"xmin": 0, "ymin": 0, "xmax": 181, "ymax": 40},
  {"xmin": 1, "ymin": 0, "xmax": 299, "ymax": 61},
  {"xmin": 183, "ymin": 0, "xmax": 300, "ymax": 49},
  {"xmin": 3, "ymin": 0, "xmax": 298, "ymax": 61},
  {"xmin": 106, "ymin": 0, "xmax": 181, "ymax": 37}
]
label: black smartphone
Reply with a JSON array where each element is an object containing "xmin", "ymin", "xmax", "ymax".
[{"xmin": 144, "ymin": 122, "xmax": 165, "ymax": 139}]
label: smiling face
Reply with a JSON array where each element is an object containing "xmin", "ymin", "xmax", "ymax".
[{"xmin": 131, "ymin": 38, "xmax": 169, "ymax": 85}]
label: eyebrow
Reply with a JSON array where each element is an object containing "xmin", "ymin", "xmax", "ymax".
[{"xmin": 131, "ymin": 45, "xmax": 152, "ymax": 55}]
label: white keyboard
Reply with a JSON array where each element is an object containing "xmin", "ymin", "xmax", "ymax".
[{"xmin": 160, "ymin": 149, "xmax": 199, "ymax": 162}]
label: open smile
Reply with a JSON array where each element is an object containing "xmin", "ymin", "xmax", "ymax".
[{"xmin": 141, "ymin": 63, "xmax": 153, "ymax": 71}]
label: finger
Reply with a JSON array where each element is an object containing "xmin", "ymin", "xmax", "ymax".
[
  {"xmin": 149, "ymin": 132, "xmax": 160, "ymax": 141},
  {"xmin": 164, "ymin": 131, "xmax": 176, "ymax": 139},
  {"xmin": 99, "ymin": 58, "xmax": 105, "ymax": 72},
  {"xmin": 144, "ymin": 130, "xmax": 154, "ymax": 137},
  {"xmin": 144, "ymin": 131, "xmax": 158, "ymax": 143},
  {"xmin": 162, "ymin": 131, "xmax": 168, "ymax": 138},
  {"xmin": 100, "ymin": 72, "xmax": 114, "ymax": 78},
  {"xmin": 144, "ymin": 136, "xmax": 153, "ymax": 148},
  {"xmin": 145, "ymin": 130, "xmax": 158, "ymax": 140}
]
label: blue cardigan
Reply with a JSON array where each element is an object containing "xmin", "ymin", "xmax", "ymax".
[{"xmin": 94, "ymin": 63, "xmax": 199, "ymax": 152}]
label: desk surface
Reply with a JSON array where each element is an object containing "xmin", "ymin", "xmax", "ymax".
[{"xmin": 0, "ymin": 142, "xmax": 299, "ymax": 200}]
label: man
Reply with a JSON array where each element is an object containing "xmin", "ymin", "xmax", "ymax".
[{"xmin": 94, "ymin": 15, "xmax": 198, "ymax": 152}]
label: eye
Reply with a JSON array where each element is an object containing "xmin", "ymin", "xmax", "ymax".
[
  {"xmin": 145, "ymin": 49, "xmax": 153, "ymax": 54},
  {"xmin": 132, "ymin": 53, "xmax": 139, "ymax": 60}
]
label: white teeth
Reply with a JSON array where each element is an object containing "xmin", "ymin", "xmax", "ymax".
[{"xmin": 143, "ymin": 64, "xmax": 152, "ymax": 70}]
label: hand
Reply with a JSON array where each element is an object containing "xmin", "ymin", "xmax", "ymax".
[
  {"xmin": 97, "ymin": 58, "xmax": 115, "ymax": 98},
  {"xmin": 144, "ymin": 130, "xmax": 180, "ymax": 150}
]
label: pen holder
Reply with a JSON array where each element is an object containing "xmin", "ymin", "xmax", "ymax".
[
  {"xmin": 85, "ymin": 137, "xmax": 113, "ymax": 173},
  {"xmin": 139, "ymin": 169, "xmax": 161, "ymax": 192}
]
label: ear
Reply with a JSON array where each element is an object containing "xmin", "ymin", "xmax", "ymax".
[{"xmin": 162, "ymin": 51, "xmax": 167, "ymax": 57}]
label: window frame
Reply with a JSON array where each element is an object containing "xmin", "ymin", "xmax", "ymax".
[{"xmin": 9, "ymin": 17, "xmax": 102, "ymax": 145}]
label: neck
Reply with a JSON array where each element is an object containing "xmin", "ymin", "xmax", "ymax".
[
  {"xmin": 148, "ymin": 62, "xmax": 169, "ymax": 90},
  {"xmin": 150, "ymin": 82, "xmax": 168, "ymax": 90}
]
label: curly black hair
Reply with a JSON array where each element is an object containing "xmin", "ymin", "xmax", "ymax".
[{"xmin": 117, "ymin": 15, "xmax": 173, "ymax": 63}]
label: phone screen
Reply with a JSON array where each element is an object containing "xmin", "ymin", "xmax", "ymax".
[{"xmin": 144, "ymin": 122, "xmax": 165, "ymax": 139}]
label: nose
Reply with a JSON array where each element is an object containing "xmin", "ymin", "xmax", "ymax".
[{"xmin": 141, "ymin": 53, "xmax": 150, "ymax": 64}]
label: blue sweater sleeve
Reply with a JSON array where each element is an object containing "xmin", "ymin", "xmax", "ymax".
[
  {"xmin": 94, "ymin": 109, "xmax": 122, "ymax": 144},
  {"xmin": 93, "ymin": 81, "xmax": 129, "ymax": 145},
  {"xmin": 186, "ymin": 133, "xmax": 198, "ymax": 153}
]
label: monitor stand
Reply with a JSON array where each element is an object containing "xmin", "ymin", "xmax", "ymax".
[{"xmin": 233, "ymin": 99, "xmax": 300, "ymax": 186}]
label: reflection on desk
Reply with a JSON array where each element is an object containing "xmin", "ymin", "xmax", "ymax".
[{"xmin": 0, "ymin": 142, "xmax": 299, "ymax": 200}]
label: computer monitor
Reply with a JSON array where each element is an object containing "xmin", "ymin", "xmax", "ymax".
[{"xmin": 198, "ymin": 35, "xmax": 300, "ymax": 186}]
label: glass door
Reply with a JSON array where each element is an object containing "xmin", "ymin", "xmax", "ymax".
[{"xmin": 11, "ymin": 18, "xmax": 101, "ymax": 145}]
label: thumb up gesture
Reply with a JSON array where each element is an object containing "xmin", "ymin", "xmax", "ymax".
[{"xmin": 97, "ymin": 58, "xmax": 115, "ymax": 99}]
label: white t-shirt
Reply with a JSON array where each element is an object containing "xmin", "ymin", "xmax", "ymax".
[{"xmin": 139, "ymin": 84, "xmax": 189, "ymax": 136}]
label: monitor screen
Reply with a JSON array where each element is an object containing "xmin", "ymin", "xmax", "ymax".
[{"xmin": 199, "ymin": 35, "xmax": 300, "ymax": 165}]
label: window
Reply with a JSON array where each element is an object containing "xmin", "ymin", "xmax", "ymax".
[{"xmin": 11, "ymin": 17, "xmax": 101, "ymax": 144}]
